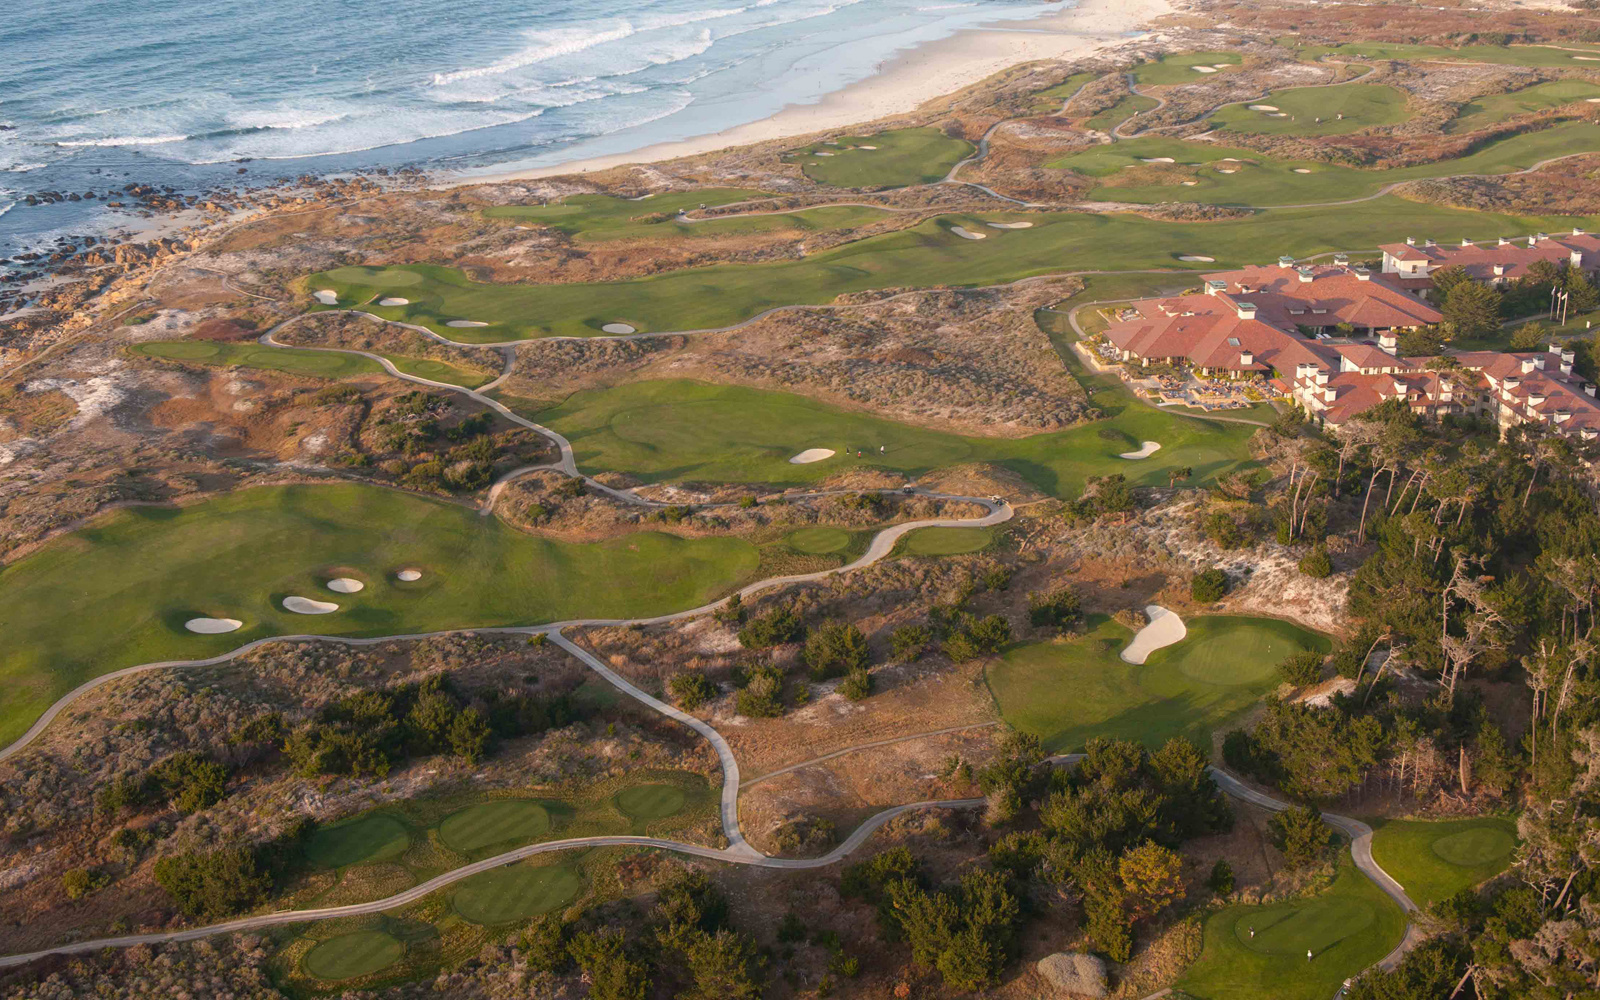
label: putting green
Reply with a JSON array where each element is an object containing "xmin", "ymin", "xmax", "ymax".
[
  {"xmin": 1130, "ymin": 51, "xmax": 1242, "ymax": 86},
  {"xmin": 383, "ymin": 355, "xmax": 496, "ymax": 389},
  {"xmin": 1180, "ymin": 857, "xmax": 1407, "ymax": 1000},
  {"xmin": 302, "ymin": 930, "xmax": 404, "ymax": 981},
  {"xmin": 787, "ymin": 127, "xmax": 974, "ymax": 189},
  {"xmin": 451, "ymin": 863, "xmax": 584, "ymax": 924},
  {"xmin": 1370, "ymin": 817, "xmax": 1519, "ymax": 907},
  {"xmin": 1452, "ymin": 80, "xmax": 1600, "ymax": 132},
  {"xmin": 1210, "ymin": 83, "xmax": 1410, "ymax": 136},
  {"xmin": 136, "ymin": 340, "xmax": 384, "ymax": 379},
  {"xmin": 437, "ymin": 800, "xmax": 552, "ymax": 854},
  {"xmin": 615, "ymin": 783, "xmax": 687, "ymax": 820},
  {"xmin": 988, "ymin": 615, "xmax": 1330, "ymax": 752},
  {"xmin": 304, "ymin": 815, "xmax": 412, "ymax": 870},
  {"xmin": 898, "ymin": 526, "xmax": 993, "ymax": 556},
  {"xmin": 785, "ymin": 527, "xmax": 851, "ymax": 555},
  {"xmin": 1084, "ymin": 93, "xmax": 1159, "ymax": 131},
  {"xmin": 0, "ymin": 483, "xmax": 759, "ymax": 749}
]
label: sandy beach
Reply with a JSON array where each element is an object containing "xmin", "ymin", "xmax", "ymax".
[{"xmin": 457, "ymin": 0, "xmax": 1171, "ymax": 186}]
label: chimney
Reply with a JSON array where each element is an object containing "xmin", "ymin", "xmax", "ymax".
[
  {"xmin": 1562, "ymin": 361, "xmax": 1574, "ymax": 375},
  {"xmin": 1573, "ymin": 250, "xmax": 1585, "ymax": 268},
  {"xmin": 1323, "ymin": 387, "xmax": 1337, "ymax": 403},
  {"xmin": 1562, "ymin": 349, "xmax": 1576, "ymax": 364},
  {"xmin": 1506, "ymin": 374, "xmax": 1522, "ymax": 389},
  {"xmin": 1461, "ymin": 237, "xmax": 1473, "ymax": 248},
  {"xmin": 1392, "ymin": 379, "xmax": 1406, "ymax": 395},
  {"xmin": 1379, "ymin": 332, "xmax": 1398, "ymax": 354},
  {"xmin": 1236, "ymin": 302, "xmax": 1257, "ymax": 320},
  {"xmin": 1425, "ymin": 238, "xmax": 1437, "ymax": 248},
  {"xmin": 1298, "ymin": 266, "xmax": 1315, "ymax": 283},
  {"xmin": 1278, "ymin": 255, "xmax": 1296, "ymax": 269},
  {"xmin": 1405, "ymin": 236, "xmax": 1416, "ymax": 246},
  {"xmin": 1584, "ymin": 427, "xmax": 1598, "ymax": 440},
  {"xmin": 1334, "ymin": 252, "xmax": 1349, "ymax": 265},
  {"xmin": 1240, "ymin": 351, "xmax": 1254, "ymax": 367},
  {"xmin": 1499, "ymin": 237, "xmax": 1511, "ymax": 246},
  {"xmin": 1354, "ymin": 266, "xmax": 1372, "ymax": 281},
  {"xmin": 1206, "ymin": 279, "xmax": 1226, "ymax": 296},
  {"xmin": 1493, "ymin": 264, "xmax": 1507, "ymax": 276},
  {"xmin": 1575, "ymin": 227, "xmax": 1588, "ymax": 237},
  {"xmin": 1535, "ymin": 356, "xmax": 1547, "ymax": 371},
  {"xmin": 1551, "ymin": 342, "xmax": 1566, "ymax": 355},
  {"xmin": 1587, "ymin": 384, "xmax": 1598, "ymax": 398}
]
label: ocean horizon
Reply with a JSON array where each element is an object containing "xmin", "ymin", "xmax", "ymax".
[{"xmin": 0, "ymin": 0, "xmax": 1071, "ymax": 261}]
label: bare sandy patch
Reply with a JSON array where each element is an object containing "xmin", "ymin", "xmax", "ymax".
[
  {"xmin": 446, "ymin": 320, "xmax": 489, "ymax": 328},
  {"xmin": 986, "ymin": 221, "xmax": 1034, "ymax": 229}
]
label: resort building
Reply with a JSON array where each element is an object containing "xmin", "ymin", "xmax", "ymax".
[{"xmin": 1378, "ymin": 229, "xmax": 1600, "ymax": 296}]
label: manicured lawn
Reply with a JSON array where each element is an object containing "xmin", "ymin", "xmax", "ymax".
[
  {"xmin": 1084, "ymin": 93, "xmax": 1159, "ymax": 132},
  {"xmin": 530, "ymin": 379, "xmax": 1260, "ymax": 498},
  {"xmin": 384, "ymin": 355, "xmax": 496, "ymax": 389},
  {"xmin": 614, "ymin": 783, "xmax": 687, "ymax": 820},
  {"xmin": 450, "ymin": 862, "xmax": 583, "ymax": 924},
  {"xmin": 1180, "ymin": 856, "xmax": 1408, "ymax": 1000},
  {"xmin": 485, "ymin": 189, "xmax": 890, "ymax": 242},
  {"xmin": 1049, "ymin": 124, "xmax": 1600, "ymax": 207},
  {"xmin": 306, "ymin": 199, "xmax": 1600, "ymax": 341},
  {"xmin": 987, "ymin": 615, "xmax": 1330, "ymax": 752},
  {"xmin": 1209, "ymin": 83, "xmax": 1411, "ymax": 136},
  {"xmin": 302, "ymin": 929, "xmax": 405, "ymax": 980},
  {"xmin": 1369, "ymin": 817, "xmax": 1519, "ymax": 908},
  {"xmin": 1029, "ymin": 71, "xmax": 1100, "ymax": 113},
  {"xmin": 785, "ymin": 127, "xmax": 974, "ymax": 188},
  {"xmin": 1288, "ymin": 40, "xmax": 1600, "ymax": 69},
  {"xmin": 1452, "ymin": 80, "xmax": 1600, "ymax": 132},
  {"xmin": 136, "ymin": 340, "xmax": 384, "ymax": 379},
  {"xmin": 0, "ymin": 484, "xmax": 760, "ymax": 747},
  {"xmin": 438, "ymin": 800, "xmax": 553, "ymax": 854},
  {"xmin": 896, "ymin": 526, "xmax": 993, "ymax": 556},
  {"xmin": 305, "ymin": 815, "xmax": 413, "ymax": 870},
  {"xmin": 785, "ymin": 526, "xmax": 852, "ymax": 555},
  {"xmin": 1130, "ymin": 51, "xmax": 1242, "ymax": 87}
]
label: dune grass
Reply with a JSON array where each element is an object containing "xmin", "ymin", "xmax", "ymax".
[
  {"xmin": 1179, "ymin": 855, "xmax": 1408, "ymax": 1000},
  {"xmin": 450, "ymin": 861, "xmax": 584, "ymax": 925},
  {"xmin": 302, "ymin": 929, "xmax": 406, "ymax": 980},
  {"xmin": 987, "ymin": 615, "xmax": 1330, "ymax": 752},
  {"xmin": 307, "ymin": 199, "xmax": 1600, "ymax": 342},
  {"xmin": 1451, "ymin": 80, "xmax": 1600, "ymax": 132},
  {"xmin": 786, "ymin": 127, "xmax": 974, "ymax": 188},
  {"xmin": 1369, "ymin": 817, "xmax": 1519, "ymax": 908},
  {"xmin": 1209, "ymin": 83, "xmax": 1411, "ymax": 136},
  {"xmin": 0, "ymin": 484, "xmax": 761, "ymax": 748},
  {"xmin": 1130, "ymin": 51, "xmax": 1242, "ymax": 86},
  {"xmin": 485, "ymin": 189, "xmax": 891, "ymax": 242},
  {"xmin": 896, "ymin": 526, "xmax": 994, "ymax": 556},
  {"xmin": 526, "ymin": 378, "xmax": 1259, "ymax": 499}
]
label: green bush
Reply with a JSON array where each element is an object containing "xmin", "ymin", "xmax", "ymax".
[
  {"xmin": 1207, "ymin": 859, "xmax": 1235, "ymax": 896},
  {"xmin": 1190, "ymin": 568, "xmax": 1228, "ymax": 602},
  {"xmin": 803, "ymin": 620, "xmax": 870, "ymax": 680},
  {"xmin": 61, "ymin": 867, "xmax": 109, "ymax": 901},
  {"xmin": 1276, "ymin": 651, "xmax": 1325, "ymax": 687},
  {"xmin": 738, "ymin": 605, "xmax": 805, "ymax": 650},
  {"xmin": 669, "ymin": 671, "xmax": 718, "ymax": 710},
  {"xmin": 1269, "ymin": 805, "xmax": 1334, "ymax": 869},
  {"xmin": 1203, "ymin": 511, "xmax": 1244, "ymax": 549},
  {"xmin": 569, "ymin": 929, "xmax": 650, "ymax": 1000},
  {"xmin": 521, "ymin": 914, "xmax": 570, "ymax": 972},
  {"xmin": 735, "ymin": 663, "xmax": 787, "ymax": 718},
  {"xmin": 153, "ymin": 846, "xmax": 272, "ymax": 918},
  {"xmin": 1298, "ymin": 545, "xmax": 1333, "ymax": 578},
  {"xmin": 1028, "ymin": 588, "xmax": 1082, "ymax": 629},
  {"xmin": 890, "ymin": 624, "xmax": 932, "ymax": 660}
]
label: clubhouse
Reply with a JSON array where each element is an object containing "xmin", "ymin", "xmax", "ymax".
[{"xmin": 1379, "ymin": 228, "xmax": 1600, "ymax": 295}]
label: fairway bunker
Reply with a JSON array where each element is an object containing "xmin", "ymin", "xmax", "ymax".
[
  {"xmin": 1121, "ymin": 605, "xmax": 1186, "ymax": 664},
  {"xmin": 601, "ymin": 322, "xmax": 636, "ymax": 334},
  {"xmin": 987, "ymin": 221, "xmax": 1034, "ymax": 229},
  {"xmin": 1120, "ymin": 440, "xmax": 1162, "ymax": 459},
  {"xmin": 790, "ymin": 448, "xmax": 836, "ymax": 464},
  {"xmin": 859, "ymin": 144, "xmax": 877, "ymax": 149},
  {"xmin": 378, "ymin": 297, "xmax": 410, "ymax": 306},
  {"xmin": 396, "ymin": 568, "xmax": 423, "ymax": 581},
  {"xmin": 1248, "ymin": 104, "xmax": 1280, "ymax": 111},
  {"xmin": 326, "ymin": 577, "xmax": 365, "ymax": 594},
  {"xmin": 1193, "ymin": 65, "xmax": 1218, "ymax": 73},
  {"xmin": 283, "ymin": 596, "xmax": 339, "ymax": 614},
  {"xmin": 1178, "ymin": 255, "xmax": 1214, "ymax": 262},
  {"xmin": 1140, "ymin": 157, "xmax": 1177, "ymax": 163},
  {"xmin": 950, "ymin": 226, "xmax": 987, "ymax": 240},
  {"xmin": 1293, "ymin": 168, "xmax": 1313, "ymax": 173},
  {"xmin": 313, "ymin": 290, "xmax": 338, "ymax": 305},
  {"xmin": 184, "ymin": 617, "xmax": 242, "ymax": 634},
  {"xmin": 446, "ymin": 320, "xmax": 488, "ymax": 328}
]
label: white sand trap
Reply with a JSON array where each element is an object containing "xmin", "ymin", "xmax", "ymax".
[
  {"xmin": 1574, "ymin": 55, "xmax": 1600, "ymax": 61},
  {"xmin": 816, "ymin": 151, "xmax": 836, "ymax": 157},
  {"xmin": 185, "ymin": 617, "xmax": 243, "ymax": 634},
  {"xmin": 1217, "ymin": 168, "xmax": 1237, "ymax": 174},
  {"xmin": 378, "ymin": 297, "xmax": 409, "ymax": 307},
  {"xmin": 950, "ymin": 226, "xmax": 987, "ymax": 240},
  {"xmin": 1193, "ymin": 65, "xmax": 1218, "ymax": 73},
  {"xmin": 1120, "ymin": 605, "xmax": 1187, "ymax": 664},
  {"xmin": 1248, "ymin": 105, "xmax": 1280, "ymax": 111},
  {"xmin": 858, "ymin": 145, "xmax": 878, "ymax": 149},
  {"xmin": 1589, "ymin": 98, "xmax": 1600, "ymax": 103},
  {"xmin": 283, "ymin": 596, "xmax": 339, "ymax": 615},
  {"xmin": 326, "ymin": 577, "xmax": 365, "ymax": 594},
  {"xmin": 601, "ymin": 322, "xmax": 636, "ymax": 334},
  {"xmin": 1221, "ymin": 158, "xmax": 1242, "ymax": 162},
  {"xmin": 446, "ymin": 320, "xmax": 489, "ymax": 328},
  {"xmin": 313, "ymin": 290, "xmax": 338, "ymax": 305},
  {"xmin": 396, "ymin": 569, "xmax": 423, "ymax": 582},
  {"xmin": 987, "ymin": 221, "xmax": 1034, "ymax": 229},
  {"xmin": 1140, "ymin": 157, "xmax": 1177, "ymax": 163},
  {"xmin": 1119, "ymin": 440, "xmax": 1163, "ymax": 459},
  {"xmin": 1181, "ymin": 180, "xmax": 1199, "ymax": 186},
  {"xmin": 1293, "ymin": 168, "xmax": 1313, "ymax": 173},
  {"xmin": 1178, "ymin": 255, "xmax": 1214, "ymax": 262},
  {"xmin": 789, "ymin": 448, "xmax": 836, "ymax": 464},
  {"xmin": 1211, "ymin": 64, "xmax": 1232, "ymax": 69}
]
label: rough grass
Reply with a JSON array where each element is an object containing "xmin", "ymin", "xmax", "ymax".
[
  {"xmin": 302, "ymin": 930, "xmax": 405, "ymax": 981},
  {"xmin": 449, "ymin": 862, "xmax": 583, "ymax": 925},
  {"xmin": 786, "ymin": 127, "xmax": 974, "ymax": 188},
  {"xmin": 785, "ymin": 527, "xmax": 852, "ymax": 555},
  {"xmin": 1130, "ymin": 51, "xmax": 1242, "ymax": 87},
  {"xmin": 896, "ymin": 526, "xmax": 993, "ymax": 556},
  {"xmin": 484, "ymin": 189, "xmax": 890, "ymax": 241},
  {"xmin": 1179, "ymin": 855, "xmax": 1408, "ymax": 1000},
  {"xmin": 614, "ymin": 783, "xmax": 687, "ymax": 820},
  {"xmin": 1209, "ymin": 83, "xmax": 1411, "ymax": 136},
  {"xmin": 305, "ymin": 815, "xmax": 413, "ymax": 870},
  {"xmin": 1451, "ymin": 80, "xmax": 1600, "ymax": 132},
  {"xmin": 1369, "ymin": 817, "xmax": 1519, "ymax": 907},
  {"xmin": 0, "ymin": 484, "xmax": 759, "ymax": 748},
  {"xmin": 987, "ymin": 615, "xmax": 1330, "ymax": 752},
  {"xmin": 437, "ymin": 800, "xmax": 553, "ymax": 854}
]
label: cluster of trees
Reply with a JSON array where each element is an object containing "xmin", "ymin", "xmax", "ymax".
[
  {"xmin": 367, "ymin": 391, "xmax": 510, "ymax": 492},
  {"xmin": 98, "ymin": 750, "xmax": 230, "ymax": 816},
  {"xmin": 1063, "ymin": 474, "xmax": 1137, "ymax": 524},
  {"xmin": 152, "ymin": 819, "xmax": 314, "ymax": 919}
]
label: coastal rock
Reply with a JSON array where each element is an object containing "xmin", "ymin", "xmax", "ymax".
[{"xmin": 1037, "ymin": 953, "xmax": 1107, "ymax": 997}]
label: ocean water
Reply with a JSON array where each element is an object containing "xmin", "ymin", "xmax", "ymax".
[{"xmin": 0, "ymin": 0, "xmax": 1070, "ymax": 261}]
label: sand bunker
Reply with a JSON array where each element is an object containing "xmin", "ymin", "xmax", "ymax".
[
  {"xmin": 1267, "ymin": 112, "xmax": 1288, "ymax": 117},
  {"xmin": 313, "ymin": 290, "xmax": 338, "ymax": 305},
  {"xmin": 987, "ymin": 221, "xmax": 1034, "ymax": 229},
  {"xmin": 1293, "ymin": 168, "xmax": 1313, "ymax": 173},
  {"xmin": 950, "ymin": 226, "xmax": 987, "ymax": 240},
  {"xmin": 326, "ymin": 578, "xmax": 365, "ymax": 594},
  {"xmin": 396, "ymin": 569, "xmax": 423, "ymax": 582},
  {"xmin": 1178, "ymin": 255, "xmax": 1214, "ymax": 262},
  {"xmin": 378, "ymin": 297, "xmax": 409, "ymax": 307},
  {"xmin": 858, "ymin": 144, "xmax": 878, "ymax": 149},
  {"xmin": 1574, "ymin": 55, "xmax": 1600, "ymax": 61},
  {"xmin": 1140, "ymin": 157, "xmax": 1176, "ymax": 163},
  {"xmin": 1217, "ymin": 168, "xmax": 1237, "ymax": 174},
  {"xmin": 185, "ymin": 617, "xmax": 243, "ymax": 634},
  {"xmin": 1193, "ymin": 65, "xmax": 1218, "ymax": 73},
  {"xmin": 789, "ymin": 448, "xmax": 836, "ymax": 464},
  {"xmin": 1119, "ymin": 440, "xmax": 1163, "ymax": 459},
  {"xmin": 1248, "ymin": 105, "xmax": 1280, "ymax": 112},
  {"xmin": 1589, "ymin": 98, "xmax": 1600, "ymax": 103},
  {"xmin": 1120, "ymin": 605, "xmax": 1187, "ymax": 665},
  {"xmin": 816, "ymin": 151, "xmax": 835, "ymax": 157},
  {"xmin": 446, "ymin": 320, "xmax": 488, "ymax": 328},
  {"xmin": 1181, "ymin": 181, "xmax": 1199, "ymax": 186},
  {"xmin": 283, "ymin": 596, "xmax": 339, "ymax": 615},
  {"xmin": 601, "ymin": 323, "xmax": 636, "ymax": 334},
  {"xmin": 1211, "ymin": 64, "xmax": 1231, "ymax": 69}
]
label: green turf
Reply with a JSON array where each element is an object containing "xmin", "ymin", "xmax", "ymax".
[
  {"xmin": 1049, "ymin": 124, "xmax": 1600, "ymax": 207},
  {"xmin": 786, "ymin": 127, "xmax": 974, "ymax": 189},
  {"xmin": 485, "ymin": 189, "xmax": 890, "ymax": 242},
  {"xmin": 1179, "ymin": 855, "xmax": 1408, "ymax": 1000},
  {"xmin": 1130, "ymin": 51, "xmax": 1243, "ymax": 87},
  {"xmin": 383, "ymin": 354, "xmax": 496, "ymax": 388},
  {"xmin": 450, "ymin": 863, "xmax": 584, "ymax": 924},
  {"xmin": 304, "ymin": 815, "xmax": 413, "ymax": 870},
  {"xmin": 1452, "ymin": 80, "xmax": 1600, "ymax": 132},
  {"xmin": 1209, "ymin": 83, "xmax": 1411, "ymax": 136},
  {"xmin": 1029, "ymin": 71, "xmax": 1101, "ymax": 113},
  {"xmin": 1289, "ymin": 40, "xmax": 1600, "ymax": 69},
  {"xmin": 437, "ymin": 800, "xmax": 553, "ymax": 854},
  {"xmin": 135, "ymin": 340, "xmax": 385, "ymax": 379},
  {"xmin": 0, "ymin": 483, "xmax": 760, "ymax": 748},
  {"xmin": 785, "ymin": 526, "xmax": 852, "ymax": 555},
  {"xmin": 302, "ymin": 930, "xmax": 405, "ymax": 980},
  {"xmin": 897, "ymin": 526, "xmax": 993, "ymax": 556},
  {"xmin": 307, "ymin": 199, "xmax": 1600, "ymax": 342},
  {"xmin": 1084, "ymin": 93, "xmax": 1159, "ymax": 132},
  {"xmin": 614, "ymin": 783, "xmax": 687, "ymax": 820},
  {"xmin": 530, "ymin": 378, "xmax": 1259, "ymax": 499},
  {"xmin": 1369, "ymin": 817, "xmax": 1519, "ymax": 908},
  {"xmin": 988, "ymin": 615, "xmax": 1330, "ymax": 752}
]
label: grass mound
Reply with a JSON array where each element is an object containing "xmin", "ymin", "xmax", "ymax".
[
  {"xmin": 988, "ymin": 615, "xmax": 1329, "ymax": 751},
  {"xmin": 1211, "ymin": 83, "xmax": 1410, "ymax": 135},
  {"xmin": 451, "ymin": 863, "xmax": 584, "ymax": 924},
  {"xmin": 438, "ymin": 800, "xmax": 552, "ymax": 854},
  {"xmin": 615, "ymin": 783, "xmax": 687, "ymax": 821},
  {"xmin": 787, "ymin": 127, "xmax": 973, "ymax": 188},
  {"xmin": 302, "ymin": 930, "xmax": 404, "ymax": 980},
  {"xmin": 1370, "ymin": 817, "xmax": 1519, "ymax": 907},
  {"xmin": 305, "ymin": 815, "xmax": 412, "ymax": 870},
  {"xmin": 786, "ymin": 527, "xmax": 851, "ymax": 555},
  {"xmin": 898, "ymin": 526, "xmax": 993, "ymax": 556}
]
